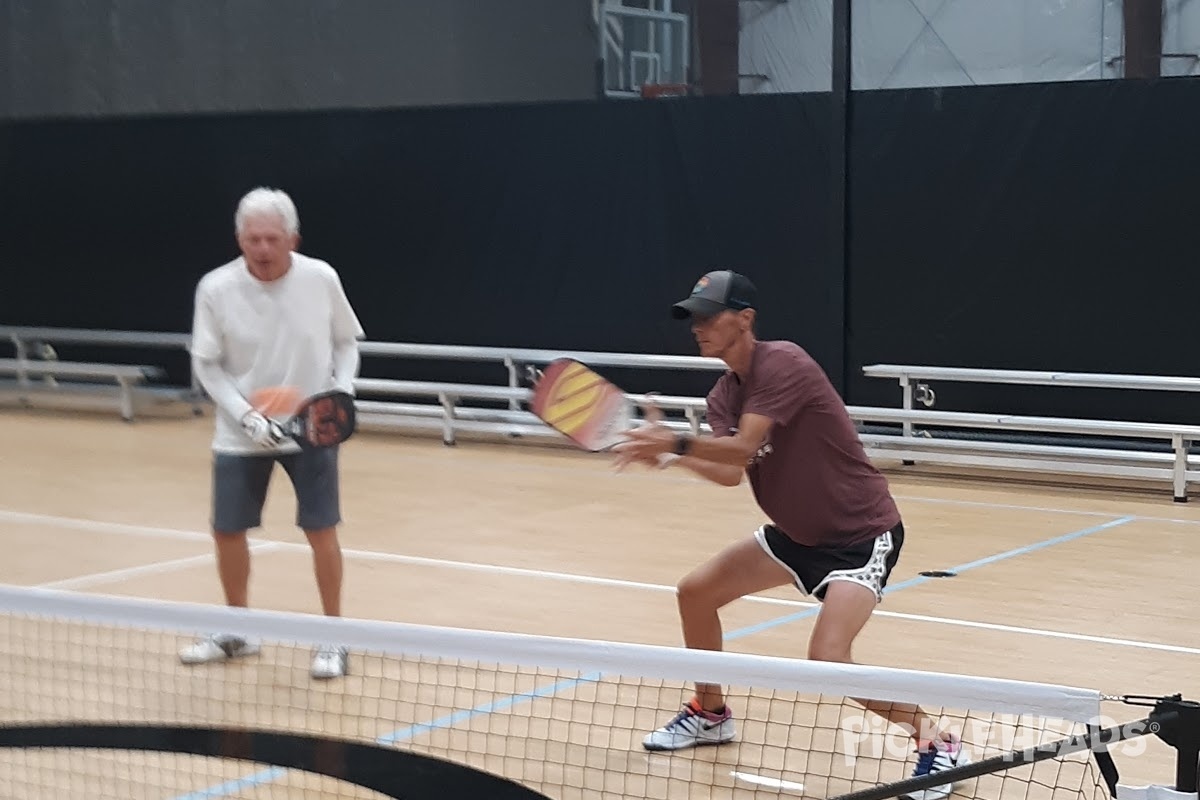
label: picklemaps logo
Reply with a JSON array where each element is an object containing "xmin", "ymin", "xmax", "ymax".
[
  {"xmin": 989, "ymin": 716, "xmax": 1162, "ymax": 764},
  {"xmin": 835, "ymin": 713, "xmax": 1160, "ymax": 767}
]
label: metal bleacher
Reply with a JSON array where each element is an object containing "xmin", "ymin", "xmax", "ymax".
[
  {"xmin": 857, "ymin": 365, "xmax": 1200, "ymax": 502},
  {"xmin": 4, "ymin": 325, "xmax": 1200, "ymax": 502}
]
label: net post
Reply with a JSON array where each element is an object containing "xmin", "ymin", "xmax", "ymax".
[
  {"xmin": 1161, "ymin": 699, "xmax": 1200, "ymax": 793},
  {"xmin": 1177, "ymin": 746, "xmax": 1200, "ymax": 796},
  {"xmin": 1124, "ymin": 695, "xmax": 1200, "ymax": 795},
  {"xmin": 828, "ymin": 711, "xmax": 1175, "ymax": 800},
  {"xmin": 1090, "ymin": 720, "xmax": 1121, "ymax": 797}
]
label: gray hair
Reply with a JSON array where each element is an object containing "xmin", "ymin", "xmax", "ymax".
[{"xmin": 235, "ymin": 187, "xmax": 300, "ymax": 235}]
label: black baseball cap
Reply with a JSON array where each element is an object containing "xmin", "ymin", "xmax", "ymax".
[{"xmin": 671, "ymin": 270, "xmax": 758, "ymax": 320}]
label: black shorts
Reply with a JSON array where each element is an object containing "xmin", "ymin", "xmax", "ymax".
[
  {"xmin": 755, "ymin": 520, "xmax": 904, "ymax": 602},
  {"xmin": 211, "ymin": 447, "xmax": 341, "ymax": 534}
]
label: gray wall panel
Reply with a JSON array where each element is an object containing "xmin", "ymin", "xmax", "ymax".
[{"xmin": 0, "ymin": 0, "xmax": 599, "ymax": 119}]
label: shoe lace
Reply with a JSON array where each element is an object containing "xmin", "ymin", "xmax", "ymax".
[
  {"xmin": 663, "ymin": 706, "xmax": 700, "ymax": 731},
  {"xmin": 911, "ymin": 747, "xmax": 938, "ymax": 777}
]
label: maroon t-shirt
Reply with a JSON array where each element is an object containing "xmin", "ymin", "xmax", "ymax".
[{"xmin": 706, "ymin": 340, "xmax": 900, "ymax": 548}]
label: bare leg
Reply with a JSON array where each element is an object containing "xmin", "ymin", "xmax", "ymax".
[
  {"xmin": 213, "ymin": 531, "xmax": 251, "ymax": 608},
  {"xmin": 676, "ymin": 535, "xmax": 794, "ymax": 711},
  {"xmin": 809, "ymin": 581, "xmax": 951, "ymax": 746},
  {"xmin": 304, "ymin": 527, "xmax": 343, "ymax": 617}
]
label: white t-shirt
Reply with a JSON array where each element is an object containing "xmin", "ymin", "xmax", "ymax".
[{"xmin": 190, "ymin": 253, "xmax": 365, "ymax": 454}]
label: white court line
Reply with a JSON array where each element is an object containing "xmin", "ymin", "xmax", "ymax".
[
  {"xmin": 331, "ymin": 545, "xmax": 1200, "ymax": 655},
  {"xmin": 730, "ymin": 771, "xmax": 806, "ymax": 794},
  {"xmin": 36, "ymin": 543, "xmax": 284, "ymax": 590},
  {"xmin": 4, "ymin": 507, "xmax": 1198, "ymax": 657},
  {"xmin": 0, "ymin": 509, "xmax": 213, "ymax": 543},
  {"xmin": 868, "ymin": 610, "xmax": 1200, "ymax": 656}
]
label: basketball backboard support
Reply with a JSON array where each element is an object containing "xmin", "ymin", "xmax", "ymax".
[{"xmin": 596, "ymin": 1, "xmax": 691, "ymax": 99}]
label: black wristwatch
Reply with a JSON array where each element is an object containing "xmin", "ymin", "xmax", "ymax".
[{"xmin": 673, "ymin": 432, "xmax": 693, "ymax": 456}]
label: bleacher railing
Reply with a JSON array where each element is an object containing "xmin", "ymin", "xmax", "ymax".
[{"xmin": 5, "ymin": 326, "xmax": 1200, "ymax": 501}]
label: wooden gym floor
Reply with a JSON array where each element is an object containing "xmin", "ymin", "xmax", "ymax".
[{"xmin": 0, "ymin": 406, "xmax": 1197, "ymax": 799}]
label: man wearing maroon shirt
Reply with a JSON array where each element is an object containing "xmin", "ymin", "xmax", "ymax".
[{"xmin": 614, "ymin": 271, "xmax": 965, "ymax": 800}]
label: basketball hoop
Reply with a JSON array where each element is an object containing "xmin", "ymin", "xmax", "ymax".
[{"xmin": 640, "ymin": 83, "xmax": 690, "ymax": 99}]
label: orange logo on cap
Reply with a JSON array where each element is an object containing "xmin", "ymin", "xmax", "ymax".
[{"xmin": 692, "ymin": 277, "xmax": 710, "ymax": 295}]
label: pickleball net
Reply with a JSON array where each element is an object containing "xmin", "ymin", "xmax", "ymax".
[{"xmin": 0, "ymin": 584, "xmax": 1195, "ymax": 800}]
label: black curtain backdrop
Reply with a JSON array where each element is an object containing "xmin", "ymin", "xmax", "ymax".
[
  {"xmin": 4, "ymin": 76, "xmax": 1200, "ymax": 421},
  {"xmin": 847, "ymin": 77, "xmax": 1200, "ymax": 424},
  {"xmin": 0, "ymin": 94, "xmax": 833, "ymax": 397}
]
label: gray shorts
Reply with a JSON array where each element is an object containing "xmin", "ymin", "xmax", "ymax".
[{"xmin": 211, "ymin": 447, "xmax": 341, "ymax": 534}]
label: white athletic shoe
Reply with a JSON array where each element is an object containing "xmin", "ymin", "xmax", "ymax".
[
  {"xmin": 179, "ymin": 634, "xmax": 261, "ymax": 665},
  {"xmin": 642, "ymin": 699, "xmax": 736, "ymax": 751},
  {"xmin": 310, "ymin": 645, "xmax": 349, "ymax": 679},
  {"xmin": 901, "ymin": 736, "xmax": 970, "ymax": 800}
]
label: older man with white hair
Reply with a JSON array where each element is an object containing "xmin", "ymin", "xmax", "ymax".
[{"xmin": 180, "ymin": 187, "xmax": 364, "ymax": 679}]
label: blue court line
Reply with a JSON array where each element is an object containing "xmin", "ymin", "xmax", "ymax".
[
  {"xmin": 727, "ymin": 514, "xmax": 1137, "ymax": 639},
  {"xmin": 173, "ymin": 769, "xmax": 286, "ymax": 800},
  {"xmin": 174, "ymin": 513, "xmax": 1135, "ymax": 799},
  {"xmin": 376, "ymin": 674, "xmax": 603, "ymax": 744}
]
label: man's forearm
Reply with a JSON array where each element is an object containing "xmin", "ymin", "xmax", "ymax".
[
  {"xmin": 679, "ymin": 432, "xmax": 756, "ymax": 467},
  {"xmin": 192, "ymin": 356, "xmax": 253, "ymax": 421},
  {"xmin": 331, "ymin": 339, "xmax": 360, "ymax": 395},
  {"xmin": 670, "ymin": 454, "xmax": 744, "ymax": 486}
]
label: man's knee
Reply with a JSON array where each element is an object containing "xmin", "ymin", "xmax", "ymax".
[
  {"xmin": 676, "ymin": 570, "xmax": 713, "ymax": 610},
  {"xmin": 304, "ymin": 526, "xmax": 340, "ymax": 546},
  {"xmin": 212, "ymin": 528, "xmax": 248, "ymax": 539},
  {"xmin": 677, "ymin": 568, "xmax": 737, "ymax": 615}
]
